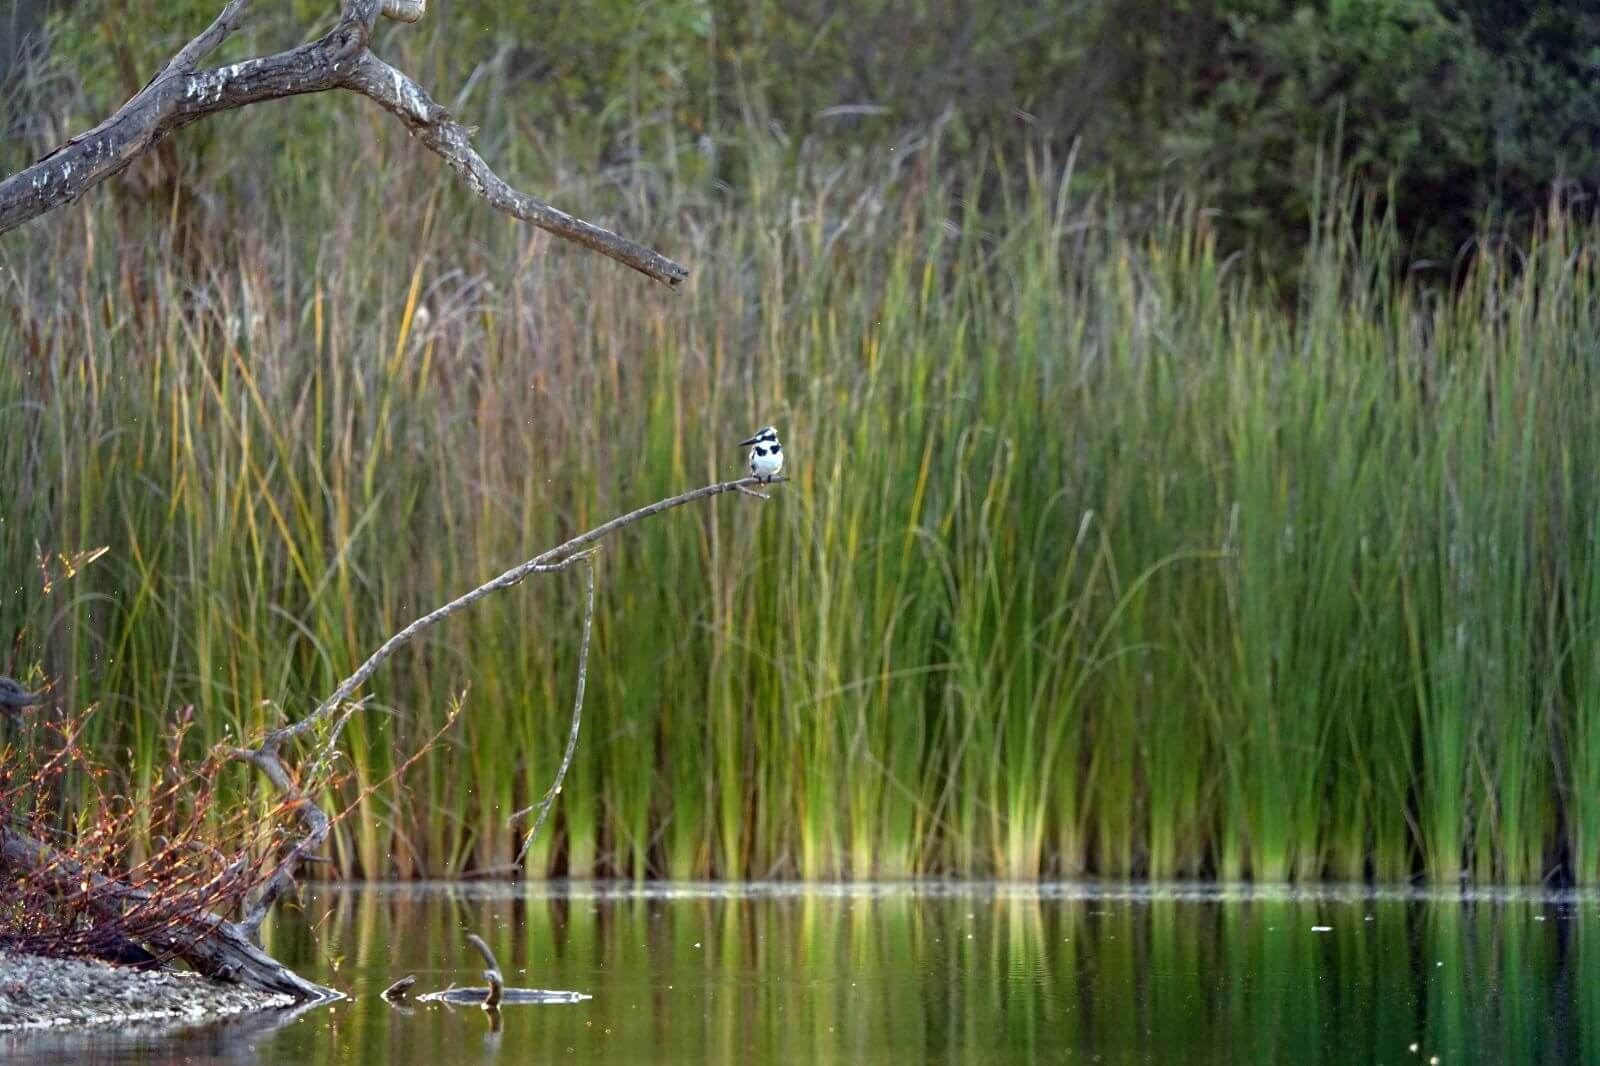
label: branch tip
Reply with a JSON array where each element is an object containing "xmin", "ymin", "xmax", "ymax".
[{"xmin": 381, "ymin": 0, "xmax": 426, "ymax": 22}]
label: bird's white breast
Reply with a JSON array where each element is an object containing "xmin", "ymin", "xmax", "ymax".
[{"xmin": 750, "ymin": 446, "xmax": 783, "ymax": 477}]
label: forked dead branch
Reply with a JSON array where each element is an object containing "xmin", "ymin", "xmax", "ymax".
[
  {"xmin": 0, "ymin": 0, "xmax": 688, "ymax": 286},
  {"xmin": 1, "ymin": 475, "xmax": 783, "ymax": 998}
]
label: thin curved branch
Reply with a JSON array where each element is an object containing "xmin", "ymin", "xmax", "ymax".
[
  {"xmin": 274, "ymin": 476, "xmax": 783, "ymax": 752},
  {"xmin": 232, "ymin": 696, "xmax": 462, "ymax": 937},
  {"xmin": 509, "ymin": 557, "xmax": 595, "ymax": 865},
  {"xmin": 0, "ymin": 676, "xmax": 47, "ymax": 712},
  {"xmin": 230, "ymin": 476, "xmax": 782, "ymax": 922}
]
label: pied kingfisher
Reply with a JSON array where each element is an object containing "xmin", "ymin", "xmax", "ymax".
[{"xmin": 740, "ymin": 426, "xmax": 784, "ymax": 484}]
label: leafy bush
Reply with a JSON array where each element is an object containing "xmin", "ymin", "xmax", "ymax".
[
  {"xmin": 1140, "ymin": 0, "xmax": 1600, "ymax": 269},
  {"xmin": 17, "ymin": 1, "xmax": 1599, "ymax": 271}
]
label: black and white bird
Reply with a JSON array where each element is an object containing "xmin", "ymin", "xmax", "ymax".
[{"xmin": 739, "ymin": 426, "xmax": 784, "ymax": 484}]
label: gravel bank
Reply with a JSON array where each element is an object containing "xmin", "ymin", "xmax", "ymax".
[{"xmin": 0, "ymin": 952, "xmax": 294, "ymax": 1031}]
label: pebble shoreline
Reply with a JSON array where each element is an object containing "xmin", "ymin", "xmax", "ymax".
[{"xmin": 0, "ymin": 951, "xmax": 294, "ymax": 1032}]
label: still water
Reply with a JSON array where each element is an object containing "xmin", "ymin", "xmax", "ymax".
[{"xmin": 3, "ymin": 882, "xmax": 1593, "ymax": 1064}]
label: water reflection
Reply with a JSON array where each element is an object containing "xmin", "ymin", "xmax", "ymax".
[{"xmin": 3, "ymin": 883, "xmax": 1595, "ymax": 1064}]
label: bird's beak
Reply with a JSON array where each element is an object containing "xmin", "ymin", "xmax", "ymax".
[{"xmin": 738, "ymin": 435, "xmax": 760, "ymax": 446}]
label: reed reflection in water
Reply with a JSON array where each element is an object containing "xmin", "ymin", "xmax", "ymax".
[{"xmin": 5, "ymin": 884, "xmax": 1594, "ymax": 1064}]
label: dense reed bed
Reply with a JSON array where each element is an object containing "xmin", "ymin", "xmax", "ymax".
[{"xmin": 5, "ymin": 103, "xmax": 1600, "ymax": 882}]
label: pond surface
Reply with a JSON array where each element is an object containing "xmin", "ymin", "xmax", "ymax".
[{"xmin": 4, "ymin": 882, "xmax": 1596, "ymax": 1064}]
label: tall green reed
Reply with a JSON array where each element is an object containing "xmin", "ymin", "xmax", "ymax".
[{"xmin": 6, "ymin": 102, "xmax": 1600, "ymax": 881}]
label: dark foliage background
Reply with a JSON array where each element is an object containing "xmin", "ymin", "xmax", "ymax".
[{"xmin": 7, "ymin": 0, "xmax": 1598, "ymax": 270}]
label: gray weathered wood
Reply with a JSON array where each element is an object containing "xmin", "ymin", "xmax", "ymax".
[
  {"xmin": 380, "ymin": 0, "xmax": 426, "ymax": 24},
  {"xmin": 0, "ymin": 0, "xmax": 686, "ymax": 286},
  {"xmin": 344, "ymin": 52, "xmax": 688, "ymax": 286},
  {"xmin": 381, "ymin": 973, "xmax": 418, "ymax": 1000},
  {"xmin": 413, "ymin": 931, "xmax": 591, "ymax": 1006},
  {"xmin": 508, "ymin": 561, "xmax": 595, "ymax": 864},
  {"xmin": 0, "ymin": 4, "xmax": 373, "ymax": 235}
]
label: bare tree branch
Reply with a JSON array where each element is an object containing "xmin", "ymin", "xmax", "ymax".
[
  {"xmin": 274, "ymin": 476, "xmax": 782, "ymax": 754},
  {"xmin": 380, "ymin": 0, "xmax": 428, "ymax": 25},
  {"xmin": 0, "ymin": 0, "xmax": 687, "ymax": 286},
  {"xmin": 229, "ymin": 475, "xmax": 782, "ymax": 933},
  {"xmin": 509, "ymin": 557, "xmax": 595, "ymax": 865},
  {"xmin": 2, "ymin": 20, "xmax": 368, "ymax": 232},
  {"xmin": 149, "ymin": 0, "xmax": 258, "ymax": 87},
  {"xmin": 343, "ymin": 53, "xmax": 689, "ymax": 286},
  {"xmin": 381, "ymin": 973, "xmax": 417, "ymax": 1000},
  {"xmin": 226, "ymin": 744, "xmax": 329, "ymax": 939},
  {"xmin": 226, "ymin": 694, "xmax": 462, "ymax": 936}
]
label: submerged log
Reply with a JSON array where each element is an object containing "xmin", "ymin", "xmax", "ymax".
[
  {"xmin": 415, "ymin": 987, "xmax": 591, "ymax": 1006},
  {"xmin": 409, "ymin": 932, "xmax": 590, "ymax": 1008},
  {"xmin": 381, "ymin": 974, "xmax": 417, "ymax": 1001}
]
